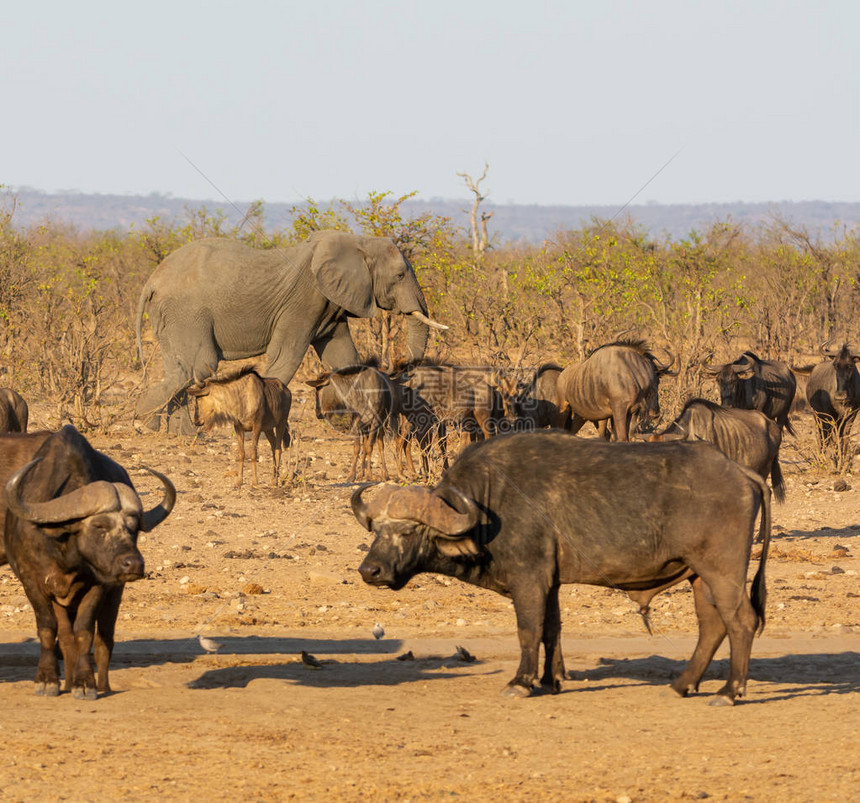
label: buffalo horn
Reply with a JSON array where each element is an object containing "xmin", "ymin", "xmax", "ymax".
[
  {"xmin": 140, "ymin": 466, "xmax": 177, "ymax": 531},
  {"xmin": 411, "ymin": 310, "xmax": 449, "ymax": 331},
  {"xmin": 350, "ymin": 482, "xmax": 382, "ymax": 531},
  {"xmin": 386, "ymin": 486, "xmax": 479, "ymax": 536},
  {"xmin": 5, "ymin": 458, "xmax": 121, "ymax": 524}
]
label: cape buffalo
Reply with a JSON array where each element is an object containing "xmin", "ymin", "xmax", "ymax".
[
  {"xmin": 353, "ymin": 431, "xmax": 770, "ymax": 706},
  {"xmin": 0, "ymin": 426, "xmax": 175, "ymax": 699},
  {"xmin": 648, "ymin": 398, "xmax": 785, "ymax": 502},
  {"xmin": 705, "ymin": 352, "xmax": 796, "ymax": 434},
  {"xmin": 556, "ymin": 340, "xmax": 676, "ymax": 441}
]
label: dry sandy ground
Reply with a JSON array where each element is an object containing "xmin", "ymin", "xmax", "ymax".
[{"xmin": 1, "ymin": 391, "xmax": 858, "ymax": 801}]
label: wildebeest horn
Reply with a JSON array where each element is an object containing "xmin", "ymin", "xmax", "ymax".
[
  {"xmin": 140, "ymin": 466, "xmax": 176, "ymax": 532},
  {"xmin": 351, "ymin": 483, "xmax": 478, "ymax": 535},
  {"xmin": 5, "ymin": 458, "xmax": 123, "ymax": 524},
  {"xmin": 819, "ymin": 340, "xmax": 836, "ymax": 357},
  {"xmin": 649, "ymin": 348, "xmax": 677, "ymax": 375},
  {"xmin": 732, "ymin": 354, "xmax": 754, "ymax": 373},
  {"xmin": 411, "ymin": 311, "xmax": 449, "ymax": 331}
]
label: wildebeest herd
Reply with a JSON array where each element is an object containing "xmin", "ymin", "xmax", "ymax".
[{"xmin": 1, "ymin": 234, "xmax": 858, "ymax": 704}]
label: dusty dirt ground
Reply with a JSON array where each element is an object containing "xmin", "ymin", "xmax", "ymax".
[{"xmin": 1, "ymin": 389, "xmax": 858, "ymax": 802}]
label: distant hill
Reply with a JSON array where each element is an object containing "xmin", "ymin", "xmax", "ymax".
[{"xmin": 5, "ymin": 187, "xmax": 860, "ymax": 243}]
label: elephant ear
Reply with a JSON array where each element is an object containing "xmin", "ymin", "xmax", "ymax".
[{"xmin": 309, "ymin": 231, "xmax": 378, "ymax": 318}]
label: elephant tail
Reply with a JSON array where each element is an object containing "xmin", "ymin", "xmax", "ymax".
[{"xmin": 136, "ymin": 281, "xmax": 155, "ymax": 373}]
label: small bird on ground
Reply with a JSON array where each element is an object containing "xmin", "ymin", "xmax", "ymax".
[
  {"xmin": 372, "ymin": 622, "xmax": 385, "ymax": 640},
  {"xmin": 396, "ymin": 651, "xmax": 414, "ymax": 662},
  {"xmin": 300, "ymin": 650, "xmax": 324, "ymax": 669},
  {"xmin": 455, "ymin": 645, "xmax": 476, "ymax": 663},
  {"xmin": 198, "ymin": 634, "xmax": 222, "ymax": 654}
]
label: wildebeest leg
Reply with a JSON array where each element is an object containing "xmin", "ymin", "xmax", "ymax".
[
  {"xmin": 610, "ymin": 401, "xmax": 632, "ymax": 442},
  {"xmin": 671, "ymin": 576, "xmax": 726, "ymax": 698},
  {"xmin": 234, "ymin": 424, "xmax": 246, "ymax": 488},
  {"xmin": 348, "ymin": 436, "xmax": 361, "ymax": 482},
  {"xmin": 540, "ymin": 584, "xmax": 565, "ymax": 693},
  {"xmin": 375, "ymin": 429, "xmax": 390, "ymax": 481},
  {"xmin": 504, "ymin": 583, "xmax": 549, "ymax": 697},
  {"xmin": 263, "ymin": 428, "xmax": 280, "ymax": 486},
  {"xmin": 250, "ymin": 424, "xmax": 262, "ymax": 486},
  {"xmin": 596, "ymin": 419, "xmax": 611, "ymax": 440},
  {"xmin": 556, "ymin": 401, "xmax": 572, "ymax": 430},
  {"xmin": 94, "ymin": 587, "xmax": 123, "ymax": 694},
  {"xmin": 568, "ymin": 413, "xmax": 586, "ymax": 436}
]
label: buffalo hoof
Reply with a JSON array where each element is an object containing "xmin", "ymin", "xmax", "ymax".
[
  {"xmin": 541, "ymin": 678, "xmax": 563, "ymax": 695},
  {"xmin": 708, "ymin": 694, "xmax": 735, "ymax": 707},
  {"xmin": 34, "ymin": 681, "xmax": 60, "ymax": 697},
  {"xmin": 72, "ymin": 686, "xmax": 98, "ymax": 701},
  {"xmin": 501, "ymin": 683, "xmax": 532, "ymax": 699}
]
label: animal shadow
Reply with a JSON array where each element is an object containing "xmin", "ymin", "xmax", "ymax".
[{"xmin": 568, "ymin": 652, "xmax": 860, "ymax": 701}]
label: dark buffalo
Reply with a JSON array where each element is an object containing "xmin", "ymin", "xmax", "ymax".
[
  {"xmin": 354, "ymin": 431, "xmax": 770, "ymax": 706},
  {"xmin": 0, "ymin": 388, "xmax": 28, "ymax": 433},
  {"xmin": 800, "ymin": 344, "xmax": 860, "ymax": 467},
  {"xmin": 556, "ymin": 340, "xmax": 676, "ymax": 441},
  {"xmin": 513, "ymin": 363, "xmax": 563, "ymax": 431},
  {"xmin": 648, "ymin": 398, "xmax": 785, "ymax": 502},
  {"xmin": 705, "ymin": 351, "xmax": 796, "ymax": 434},
  {"xmin": 0, "ymin": 425, "xmax": 175, "ymax": 699}
]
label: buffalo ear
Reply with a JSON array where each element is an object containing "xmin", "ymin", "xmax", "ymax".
[
  {"xmin": 310, "ymin": 231, "xmax": 378, "ymax": 318},
  {"xmin": 433, "ymin": 535, "xmax": 480, "ymax": 558}
]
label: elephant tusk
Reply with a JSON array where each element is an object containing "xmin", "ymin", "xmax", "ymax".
[{"xmin": 411, "ymin": 311, "xmax": 449, "ymax": 331}]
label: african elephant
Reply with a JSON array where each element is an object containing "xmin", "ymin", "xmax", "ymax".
[{"xmin": 135, "ymin": 230, "xmax": 444, "ymax": 430}]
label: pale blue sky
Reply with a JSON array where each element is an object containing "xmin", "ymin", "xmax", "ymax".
[{"xmin": 3, "ymin": 0, "xmax": 857, "ymax": 206}]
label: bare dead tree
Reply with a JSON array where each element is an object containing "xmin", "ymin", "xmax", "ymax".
[{"xmin": 457, "ymin": 163, "xmax": 493, "ymax": 255}]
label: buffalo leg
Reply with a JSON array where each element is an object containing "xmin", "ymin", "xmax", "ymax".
[
  {"xmin": 94, "ymin": 587, "xmax": 123, "ymax": 694},
  {"xmin": 709, "ymin": 577, "xmax": 757, "ymax": 706},
  {"xmin": 540, "ymin": 584, "xmax": 565, "ymax": 693},
  {"xmin": 671, "ymin": 576, "xmax": 726, "ymax": 698},
  {"xmin": 31, "ymin": 598, "xmax": 61, "ymax": 696},
  {"xmin": 53, "ymin": 602, "xmax": 77, "ymax": 692},
  {"xmin": 70, "ymin": 586, "xmax": 104, "ymax": 700},
  {"xmin": 505, "ymin": 583, "xmax": 549, "ymax": 697}
]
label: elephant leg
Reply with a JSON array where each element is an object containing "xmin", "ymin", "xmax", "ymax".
[{"xmin": 311, "ymin": 321, "xmax": 360, "ymax": 372}]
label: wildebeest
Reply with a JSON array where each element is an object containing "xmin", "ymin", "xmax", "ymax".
[
  {"xmin": 797, "ymin": 343, "xmax": 860, "ymax": 467},
  {"xmin": 556, "ymin": 340, "xmax": 676, "ymax": 441},
  {"xmin": 513, "ymin": 363, "xmax": 563, "ymax": 431},
  {"xmin": 187, "ymin": 365, "xmax": 292, "ymax": 487},
  {"xmin": 0, "ymin": 425, "xmax": 175, "ymax": 698},
  {"xmin": 392, "ymin": 381, "xmax": 448, "ymax": 479},
  {"xmin": 705, "ymin": 351, "xmax": 796, "ymax": 434},
  {"xmin": 354, "ymin": 432, "xmax": 770, "ymax": 705},
  {"xmin": 393, "ymin": 363, "xmax": 508, "ymax": 453},
  {"xmin": 0, "ymin": 388, "xmax": 28, "ymax": 433},
  {"xmin": 647, "ymin": 398, "xmax": 785, "ymax": 502},
  {"xmin": 306, "ymin": 364, "xmax": 397, "ymax": 482}
]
